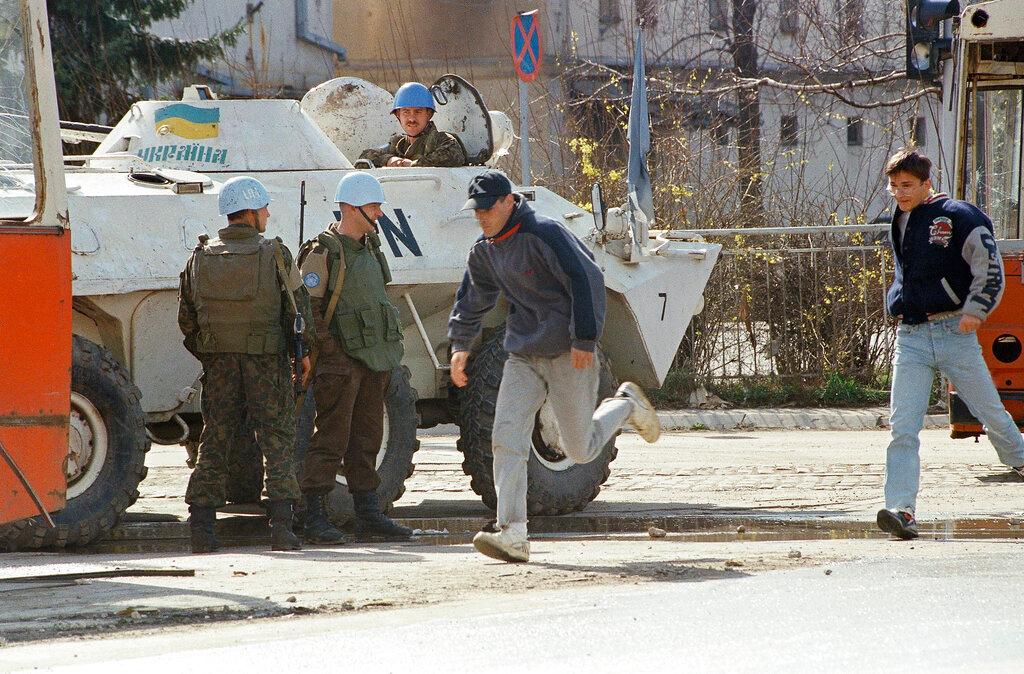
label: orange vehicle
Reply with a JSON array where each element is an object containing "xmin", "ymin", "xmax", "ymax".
[{"xmin": 0, "ymin": 0, "xmax": 73, "ymax": 543}]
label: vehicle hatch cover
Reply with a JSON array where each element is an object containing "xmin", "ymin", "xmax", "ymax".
[
  {"xmin": 301, "ymin": 77, "xmax": 395, "ymax": 163},
  {"xmin": 430, "ymin": 74, "xmax": 493, "ymax": 166}
]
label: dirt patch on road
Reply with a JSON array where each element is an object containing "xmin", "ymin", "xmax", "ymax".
[{"xmin": 1, "ymin": 537, "xmax": 850, "ymax": 645}]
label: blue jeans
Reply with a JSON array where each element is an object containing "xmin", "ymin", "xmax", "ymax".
[{"xmin": 885, "ymin": 316, "xmax": 1024, "ymax": 513}]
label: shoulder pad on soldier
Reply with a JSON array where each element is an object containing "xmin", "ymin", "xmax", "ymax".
[
  {"xmin": 275, "ymin": 236, "xmax": 283, "ymax": 243},
  {"xmin": 299, "ymin": 247, "xmax": 330, "ymax": 297}
]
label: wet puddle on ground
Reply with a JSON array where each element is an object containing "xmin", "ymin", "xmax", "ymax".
[{"xmin": 69, "ymin": 516, "xmax": 1024, "ymax": 554}]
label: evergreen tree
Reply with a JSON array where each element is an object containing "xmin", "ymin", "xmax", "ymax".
[{"xmin": 48, "ymin": 0, "xmax": 242, "ymax": 122}]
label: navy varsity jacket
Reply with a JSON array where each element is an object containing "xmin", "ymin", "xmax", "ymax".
[
  {"xmin": 887, "ymin": 193, "xmax": 1004, "ymax": 324},
  {"xmin": 448, "ymin": 195, "xmax": 606, "ymax": 356}
]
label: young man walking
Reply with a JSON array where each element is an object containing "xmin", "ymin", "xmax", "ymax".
[
  {"xmin": 448, "ymin": 170, "xmax": 661, "ymax": 563},
  {"xmin": 878, "ymin": 148, "xmax": 1024, "ymax": 540}
]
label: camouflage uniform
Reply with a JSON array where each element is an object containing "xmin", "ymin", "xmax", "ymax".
[
  {"xmin": 359, "ymin": 121, "xmax": 468, "ymax": 168},
  {"xmin": 178, "ymin": 224, "xmax": 314, "ymax": 508},
  {"xmin": 297, "ymin": 227, "xmax": 404, "ymax": 496},
  {"xmin": 224, "ymin": 419, "xmax": 264, "ymax": 503}
]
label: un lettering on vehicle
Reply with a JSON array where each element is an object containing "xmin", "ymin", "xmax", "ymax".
[{"xmin": 331, "ymin": 207, "xmax": 423, "ymax": 258}]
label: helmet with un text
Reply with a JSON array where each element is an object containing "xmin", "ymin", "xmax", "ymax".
[{"xmin": 218, "ymin": 176, "xmax": 271, "ymax": 215}]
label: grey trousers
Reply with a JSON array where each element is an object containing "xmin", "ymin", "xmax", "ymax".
[{"xmin": 492, "ymin": 352, "xmax": 634, "ymax": 530}]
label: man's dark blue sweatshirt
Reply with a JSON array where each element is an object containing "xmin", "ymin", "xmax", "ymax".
[
  {"xmin": 887, "ymin": 193, "xmax": 1005, "ymax": 324},
  {"xmin": 448, "ymin": 195, "xmax": 606, "ymax": 356}
]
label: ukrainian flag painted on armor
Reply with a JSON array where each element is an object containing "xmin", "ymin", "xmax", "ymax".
[{"xmin": 154, "ymin": 104, "xmax": 220, "ymax": 140}]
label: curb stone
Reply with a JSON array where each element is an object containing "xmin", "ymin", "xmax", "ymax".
[
  {"xmin": 421, "ymin": 409, "xmax": 948, "ymax": 436},
  {"xmin": 102, "ymin": 513, "xmax": 1020, "ymax": 549},
  {"xmin": 657, "ymin": 407, "xmax": 947, "ymax": 432}
]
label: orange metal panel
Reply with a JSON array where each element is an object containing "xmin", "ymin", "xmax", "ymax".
[
  {"xmin": 950, "ymin": 252, "xmax": 1024, "ymax": 436},
  {"xmin": 0, "ymin": 226, "xmax": 71, "ymax": 523}
]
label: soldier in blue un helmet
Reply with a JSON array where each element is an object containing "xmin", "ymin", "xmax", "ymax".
[
  {"xmin": 178, "ymin": 176, "xmax": 314, "ymax": 554},
  {"xmin": 359, "ymin": 82, "xmax": 467, "ymax": 168},
  {"xmin": 295, "ymin": 172, "xmax": 412, "ymax": 544}
]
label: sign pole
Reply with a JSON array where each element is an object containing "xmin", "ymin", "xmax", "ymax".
[
  {"xmin": 511, "ymin": 10, "xmax": 540, "ymax": 187},
  {"xmin": 519, "ymin": 80, "xmax": 531, "ymax": 186}
]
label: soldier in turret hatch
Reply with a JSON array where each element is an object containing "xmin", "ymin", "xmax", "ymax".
[{"xmin": 359, "ymin": 82, "xmax": 468, "ymax": 168}]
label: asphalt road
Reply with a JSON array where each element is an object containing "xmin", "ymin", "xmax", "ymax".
[
  {"xmin": 4, "ymin": 427, "xmax": 1022, "ymax": 671},
  {"xmin": 135, "ymin": 428, "xmax": 1024, "ymax": 525},
  {"xmin": 4, "ymin": 543, "xmax": 1022, "ymax": 673}
]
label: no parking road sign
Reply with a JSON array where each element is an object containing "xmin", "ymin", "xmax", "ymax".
[{"xmin": 511, "ymin": 10, "xmax": 542, "ymax": 82}]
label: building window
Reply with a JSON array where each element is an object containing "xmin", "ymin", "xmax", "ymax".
[
  {"xmin": 779, "ymin": 0, "xmax": 800, "ymax": 36},
  {"xmin": 576, "ymin": 99, "xmax": 627, "ymax": 162},
  {"xmin": 911, "ymin": 116, "xmax": 927, "ymax": 146},
  {"xmin": 709, "ymin": 0, "xmax": 728, "ymax": 33},
  {"xmin": 847, "ymin": 116, "xmax": 863, "ymax": 146},
  {"xmin": 599, "ymin": 0, "xmax": 622, "ymax": 31},
  {"xmin": 712, "ymin": 122, "xmax": 730, "ymax": 146},
  {"xmin": 781, "ymin": 115, "xmax": 799, "ymax": 147}
]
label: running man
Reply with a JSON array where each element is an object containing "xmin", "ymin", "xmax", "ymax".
[{"xmin": 448, "ymin": 170, "xmax": 661, "ymax": 562}]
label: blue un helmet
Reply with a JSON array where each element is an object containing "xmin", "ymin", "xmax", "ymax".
[
  {"xmin": 218, "ymin": 176, "xmax": 271, "ymax": 215},
  {"xmin": 391, "ymin": 82, "xmax": 436, "ymax": 115},
  {"xmin": 335, "ymin": 172, "xmax": 386, "ymax": 207}
]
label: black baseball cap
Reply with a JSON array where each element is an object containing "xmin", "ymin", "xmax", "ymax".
[{"xmin": 462, "ymin": 170, "xmax": 513, "ymax": 210}]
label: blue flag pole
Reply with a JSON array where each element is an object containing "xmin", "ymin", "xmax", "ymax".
[{"xmin": 627, "ymin": 24, "xmax": 653, "ymax": 255}]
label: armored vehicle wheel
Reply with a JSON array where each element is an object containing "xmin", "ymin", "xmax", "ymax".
[
  {"xmin": 0, "ymin": 337, "xmax": 149, "ymax": 551},
  {"xmin": 298, "ymin": 365, "xmax": 419, "ymax": 524},
  {"xmin": 457, "ymin": 327, "xmax": 619, "ymax": 516}
]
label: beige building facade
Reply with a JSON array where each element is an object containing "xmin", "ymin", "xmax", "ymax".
[{"xmin": 331, "ymin": 1, "xmax": 572, "ymax": 176}]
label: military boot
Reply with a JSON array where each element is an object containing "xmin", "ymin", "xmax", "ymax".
[
  {"xmin": 302, "ymin": 493, "xmax": 347, "ymax": 544},
  {"xmin": 268, "ymin": 500, "xmax": 302, "ymax": 551},
  {"xmin": 352, "ymin": 490, "xmax": 413, "ymax": 541},
  {"xmin": 188, "ymin": 505, "xmax": 219, "ymax": 554}
]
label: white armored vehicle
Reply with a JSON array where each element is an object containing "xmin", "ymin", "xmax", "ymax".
[{"xmin": 1, "ymin": 75, "xmax": 720, "ymax": 549}]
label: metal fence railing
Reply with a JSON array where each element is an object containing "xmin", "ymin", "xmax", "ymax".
[{"xmin": 668, "ymin": 225, "xmax": 895, "ymax": 384}]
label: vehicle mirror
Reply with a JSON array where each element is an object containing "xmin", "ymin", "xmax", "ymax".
[{"xmin": 591, "ymin": 183, "xmax": 606, "ymax": 231}]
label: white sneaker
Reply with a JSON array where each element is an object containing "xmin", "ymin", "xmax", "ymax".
[
  {"xmin": 473, "ymin": 528, "xmax": 530, "ymax": 563},
  {"xmin": 617, "ymin": 382, "xmax": 661, "ymax": 443}
]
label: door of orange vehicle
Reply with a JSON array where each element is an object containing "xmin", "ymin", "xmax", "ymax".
[
  {"xmin": 948, "ymin": 82, "xmax": 1024, "ymax": 437},
  {"xmin": 0, "ymin": 0, "xmax": 72, "ymax": 525}
]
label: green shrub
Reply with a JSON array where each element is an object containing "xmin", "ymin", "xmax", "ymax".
[
  {"xmin": 814, "ymin": 372, "xmax": 889, "ymax": 406},
  {"xmin": 647, "ymin": 368, "xmax": 697, "ymax": 407},
  {"xmin": 710, "ymin": 378, "xmax": 805, "ymax": 407}
]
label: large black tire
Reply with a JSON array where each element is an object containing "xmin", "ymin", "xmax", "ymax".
[
  {"xmin": 0, "ymin": 337, "xmax": 150, "ymax": 551},
  {"xmin": 457, "ymin": 327, "xmax": 619, "ymax": 516},
  {"xmin": 296, "ymin": 365, "xmax": 420, "ymax": 523}
]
